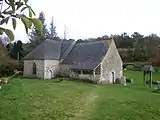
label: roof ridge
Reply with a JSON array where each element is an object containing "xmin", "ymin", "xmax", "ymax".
[
  {"xmin": 59, "ymin": 39, "xmax": 64, "ymax": 59},
  {"xmin": 60, "ymin": 41, "xmax": 77, "ymax": 63}
]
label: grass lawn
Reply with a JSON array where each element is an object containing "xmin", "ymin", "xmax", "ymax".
[{"xmin": 0, "ymin": 70, "xmax": 160, "ymax": 120}]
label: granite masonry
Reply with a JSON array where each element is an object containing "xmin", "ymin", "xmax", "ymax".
[{"xmin": 23, "ymin": 39, "xmax": 123, "ymax": 84}]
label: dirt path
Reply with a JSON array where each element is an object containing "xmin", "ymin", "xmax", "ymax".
[{"xmin": 69, "ymin": 87, "xmax": 99, "ymax": 120}]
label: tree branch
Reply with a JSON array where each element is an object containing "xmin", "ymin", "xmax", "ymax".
[{"xmin": 0, "ymin": 0, "xmax": 4, "ymax": 13}]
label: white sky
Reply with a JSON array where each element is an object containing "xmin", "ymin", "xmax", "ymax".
[{"xmin": 10, "ymin": 0, "xmax": 160, "ymax": 42}]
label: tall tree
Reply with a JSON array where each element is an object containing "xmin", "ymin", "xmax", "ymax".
[
  {"xmin": 49, "ymin": 16, "xmax": 57, "ymax": 40},
  {"xmin": 131, "ymin": 32, "xmax": 144, "ymax": 60},
  {"xmin": 29, "ymin": 11, "xmax": 49, "ymax": 46},
  {"xmin": 11, "ymin": 40, "xmax": 24, "ymax": 60},
  {"xmin": 39, "ymin": 12, "xmax": 50, "ymax": 40}
]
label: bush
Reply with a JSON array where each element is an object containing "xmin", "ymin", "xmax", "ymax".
[
  {"xmin": 124, "ymin": 62, "xmax": 151, "ymax": 71},
  {"xmin": 17, "ymin": 61, "xmax": 24, "ymax": 71},
  {"xmin": 133, "ymin": 66, "xmax": 142, "ymax": 71},
  {"xmin": 126, "ymin": 65, "xmax": 134, "ymax": 70},
  {"xmin": 146, "ymin": 80, "xmax": 160, "ymax": 85},
  {"xmin": 126, "ymin": 78, "xmax": 133, "ymax": 83},
  {"xmin": 150, "ymin": 58, "xmax": 160, "ymax": 66},
  {"xmin": 0, "ymin": 56, "xmax": 20, "ymax": 77},
  {"xmin": 154, "ymin": 67, "xmax": 160, "ymax": 72}
]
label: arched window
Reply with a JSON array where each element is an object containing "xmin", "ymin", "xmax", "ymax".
[{"xmin": 33, "ymin": 63, "xmax": 36, "ymax": 75}]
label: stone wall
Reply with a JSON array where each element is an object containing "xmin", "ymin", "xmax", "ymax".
[
  {"xmin": 100, "ymin": 40, "xmax": 123, "ymax": 84},
  {"xmin": 79, "ymin": 74, "xmax": 100, "ymax": 82},
  {"xmin": 23, "ymin": 40, "xmax": 122, "ymax": 83},
  {"xmin": 78, "ymin": 74, "xmax": 93, "ymax": 80},
  {"xmin": 59, "ymin": 64, "xmax": 72, "ymax": 77},
  {"xmin": 60, "ymin": 64, "xmax": 100, "ymax": 82},
  {"xmin": 94, "ymin": 75, "xmax": 100, "ymax": 82},
  {"xmin": 23, "ymin": 60, "xmax": 44, "ymax": 78},
  {"xmin": 44, "ymin": 60, "xmax": 59, "ymax": 79}
]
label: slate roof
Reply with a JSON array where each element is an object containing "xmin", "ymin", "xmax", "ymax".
[
  {"xmin": 141, "ymin": 65, "xmax": 155, "ymax": 72},
  {"xmin": 23, "ymin": 40, "xmax": 62, "ymax": 60},
  {"xmin": 61, "ymin": 41, "xmax": 109, "ymax": 70},
  {"xmin": 23, "ymin": 39, "xmax": 110, "ymax": 70},
  {"xmin": 60, "ymin": 40, "xmax": 76, "ymax": 60},
  {"xmin": 23, "ymin": 39, "xmax": 76, "ymax": 60}
]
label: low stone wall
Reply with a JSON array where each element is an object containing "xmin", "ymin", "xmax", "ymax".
[
  {"xmin": 79, "ymin": 74, "xmax": 100, "ymax": 83},
  {"xmin": 78, "ymin": 74, "xmax": 93, "ymax": 80}
]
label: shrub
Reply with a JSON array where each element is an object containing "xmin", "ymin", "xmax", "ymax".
[
  {"xmin": 154, "ymin": 67, "xmax": 160, "ymax": 72},
  {"xmin": 133, "ymin": 66, "xmax": 142, "ymax": 71},
  {"xmin": 146, "ymin": 80, "xmax": 160, "ymax": 85},
  {"xmin": 126, "ymin": 78, "xmax": 134, "ymax": 83},
  {"xmin": 124, "ymin": 68, "xmax": 127, "ymax": 71},
  {"xmin": 17, "ymin": 61, "xmax": 24, "ymax": 71},
  {"xmin": 150, "ymin": 58, "xmax": 160, "ymax": 66},
  {"xmin": 133, "ymin": 63, "xmax": 148, "ymax": 71},
  {"xmin": 0, "ymin": 56, "xmax": 20, "ymax": 77},
  {"xmin": 126, "ymin": 65, "xmax": 134, "ymax": 70}
]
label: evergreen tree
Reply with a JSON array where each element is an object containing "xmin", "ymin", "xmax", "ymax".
[
  {"xmin": 29, "ymin": 11, "xmax": 49, "ymax": 46},
  {"xmin": 49, "ymin": 16, "xmax": 57, "ymax": 40},
  {"xmin": 39, "ymin": 12, "xmax": 50, "ymax": 40},
  {"xmin": 11, "ymin": 41, "xmax": 24, "ymax": 60}
]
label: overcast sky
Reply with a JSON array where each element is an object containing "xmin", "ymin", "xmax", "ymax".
[{"xmin": 10, "ymin": 0, "xmax": 160, "ymax": 42}]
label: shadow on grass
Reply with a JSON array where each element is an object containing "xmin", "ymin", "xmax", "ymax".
[
  {"xmin": 152, "ymin": 88, "xmax": 160, "ymax": 94},
  {"xmin": 54, "ymin": 76, "xmax": 98, "ymax": 84},
  {"xmin": 14, "ymin": 76, "xmax": 97, "ymax": 85},
  {"xmin": 119, "ymin": 83, "xmax": 155, "ymax": 93}
]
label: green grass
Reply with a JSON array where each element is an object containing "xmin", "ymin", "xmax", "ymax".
[{"xmin": 0, "ymin": 71, "xmax": 160, "ymax": 120}]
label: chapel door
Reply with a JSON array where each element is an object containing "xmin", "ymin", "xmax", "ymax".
[{"xmin": 47, "ymin": 70, "xmax": 52, "ymax": 79}]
